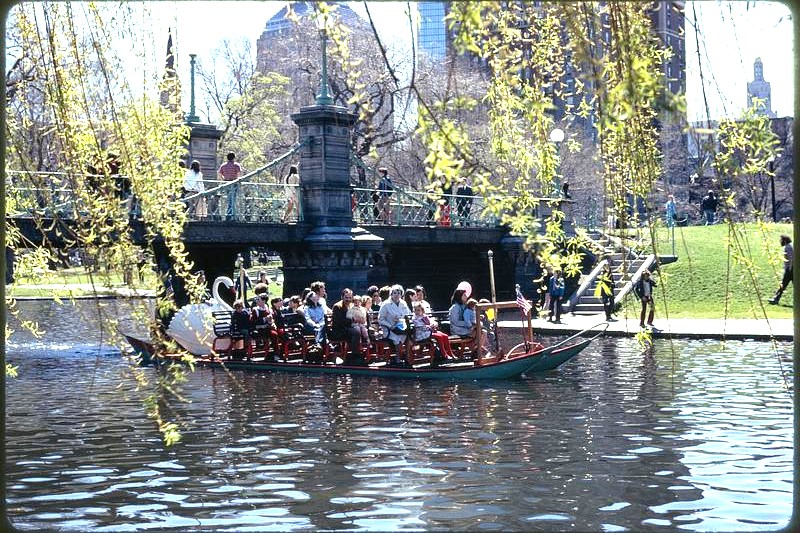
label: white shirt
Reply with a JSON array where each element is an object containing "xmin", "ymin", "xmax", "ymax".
[{"xmin": 184, "ymin": 169, "xmax": 204, "ymax": 193}]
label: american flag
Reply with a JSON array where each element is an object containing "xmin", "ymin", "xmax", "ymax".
[{"xmin": 515, "ymin": 285, "xmax": 532, "ymax": 316}]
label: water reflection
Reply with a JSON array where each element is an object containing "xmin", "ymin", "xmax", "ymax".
[{"xmin": 5, "ymin": 299, "xmax": 794, "ymax": 531}]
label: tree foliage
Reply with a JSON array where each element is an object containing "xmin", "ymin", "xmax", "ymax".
[{"xmin": 5, "ymin": 2, "xmax": 199, "ymax": 444}]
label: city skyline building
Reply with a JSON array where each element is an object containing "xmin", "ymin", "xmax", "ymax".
[
  {"xmin": 416, "ymin": 1, "xmax": 448, "ymax": 61},
  {"xmin": 747, "ymin": 57, "xmax": 776, "ymax": 118}
]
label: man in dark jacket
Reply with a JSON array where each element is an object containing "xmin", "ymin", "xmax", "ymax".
[
  {"xmin": 700, "ymin": 190, "xmax": 718, "ymax": 225},
  {"xmin": 634, "ymin": 270, "xmax": 658, "ymax": 329},
  {"xmin": 330, "ymin": 288, "xmax": 365, "ymax": 365}
]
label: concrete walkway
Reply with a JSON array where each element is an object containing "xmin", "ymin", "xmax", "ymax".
[{"xmin": 499, "ymin": 313, "xmax": 794, "ymax": 341}]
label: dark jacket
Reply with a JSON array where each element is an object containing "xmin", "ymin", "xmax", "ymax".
[
  {"xmin": 329, "ymin": 300, "xmax": 353, "ymax": 341},
  {"xmin": 700, "ymin": 194, "xmax": 718, "ymax": 211},
  {"xmin": 634, "ymin": 277, "xmax": 657, "ymax": 299}
]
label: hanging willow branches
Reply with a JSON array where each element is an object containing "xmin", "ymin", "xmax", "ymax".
[{"xmin": 5, "ymin": 2, "xmax": 201, "ymax": 445}]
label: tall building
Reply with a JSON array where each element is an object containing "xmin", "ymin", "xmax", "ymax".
[
  {"xmin": 417, "ymin": 2, "xmax": 448, "ymax": 61},
  {"xmin": 648, "ymin": 1, "xmax": 686, "ymax": 95},
  {"xmin": 254, "ymin": 1, "xmax": 395, "ymax": 168},
  {"xmin": 414, "ymin": 2, "xmax": 687, "ymax": 113},
  {"xmin": 747, "ymin": 57, "xmax": 776, "ymax": 117}
]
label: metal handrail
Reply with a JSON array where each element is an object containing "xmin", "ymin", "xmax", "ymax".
[{"xmin": 184, "ymin": 141, "xmax": 307, "ymax": 222}]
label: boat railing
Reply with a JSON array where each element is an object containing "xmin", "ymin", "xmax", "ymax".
[{"xmin": 473, "ymin": 300, "xmax": 535, "ymax": 365}]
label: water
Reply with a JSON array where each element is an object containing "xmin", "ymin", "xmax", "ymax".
[{"xmin": 5, "ymin": 299, "xmax": 794, "ymax": 531}]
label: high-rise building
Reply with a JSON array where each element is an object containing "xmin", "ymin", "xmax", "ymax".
[
  {"xmin": 254, "ymin": 2, "xmax": 394, "ymax": 169},
  {"xmin": 413, "ymin": 2, "xmax": 687, "ymax": 110},
  {"xmin": 417, "ymin": 2, "xmax": 448, "ymax": 61},
  {"xmin": 747, "ymin": 57, "xmax": 776, "ymax": 117},
  {"xmin": 648, "ymin": 1, "xmax": 686, "ymax": 95}
]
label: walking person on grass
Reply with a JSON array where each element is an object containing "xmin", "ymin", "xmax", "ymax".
[{"xmin": 769, "ymin": 234, "xmax": 793, "ymax": 305}]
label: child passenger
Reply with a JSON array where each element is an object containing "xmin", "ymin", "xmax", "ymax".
[
  {"xmin": 346, "ymin": 294, "xmax": 371, "ymax": 346},
  {"xmin": 463, "ymin": 298, "xmax": 479, "ymax": 329},
  {"xmin": 411, "ymin": 302, "xmax": 455, "ymax": 359}
]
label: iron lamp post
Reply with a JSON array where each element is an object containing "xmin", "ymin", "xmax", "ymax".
[
  {"xmin": 315, "ymin": 15, "xmax": 334, "ymax": 106},
  {"xmin": 549, "ymin": 128, "xmax": 565, "ymax": 197}
]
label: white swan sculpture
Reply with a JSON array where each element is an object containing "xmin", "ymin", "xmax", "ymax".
[{"xmin": 167, "ymin": 276, "xmax": 235, "ymax": 356}]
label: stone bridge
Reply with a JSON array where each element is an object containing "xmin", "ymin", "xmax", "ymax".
[{"xmin": 8, "ymin": 102, "xmax": 574, "ymax": 309}]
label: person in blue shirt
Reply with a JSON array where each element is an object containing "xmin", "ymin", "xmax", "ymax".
[
  {"xmin": 548, "ymin": 269, "xmax": 565, "ymax": 323},
  {"xmin": 665, "ymin": 195, "xmax": 676, "ymax": 227}
]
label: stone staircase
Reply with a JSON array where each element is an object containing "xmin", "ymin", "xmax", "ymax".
[{"xmin": 565, "ymin": 231, "xmax": 656, "ymax": 316}]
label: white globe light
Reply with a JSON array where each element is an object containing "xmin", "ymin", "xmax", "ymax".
[{"xmin": 549, "ymin": 128, "xmax": 565, "ymax": 143}]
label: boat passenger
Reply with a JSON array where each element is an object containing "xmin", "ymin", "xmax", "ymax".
[
  {"xmin": 378, "ymin": 284, "xmax": 411, "ymax": 366},
  {"xmin": 413, "ymin": 285, "xmax": 432, "ymax": 314},
  {"xmin": 448, "ymin": 288, "xmax": 473, "ymax": 337},
  {"xmin": 378, "ymin": 285, "xmax": 391, "ymax": 303},
  {"xmin": 231, "ymin": 299, "xmax": 253, "ymax": 355},
  {"xmin": 411, "ymin": 302, "xmax": 455, "ymax": 360},
  {"xmin": 310, "ymin": 280, "xmax": 329, "ymax": 313},
  {"xmin": 404, "ymin": 288, "xmax": 416, "ymax": 312},
  {"xmin": 330, "ymin": 288, "xmax": 365, "ymax": 365},
  {"xmin": 366, "ymin": 285, "xmax": 382, "ymax": 312},
  {"xmin": 349, "ymin": 296, "xmax": 371, "ymax": 345},
  {"xmin": 252, "ymin": 294, "xmax": 280, "ymax": 356},
  {"xmin": 463, "ymin": 298, "xmax": 478, "ymax": 329},
  {"xmin": 251, "ymin": 282, "xmax": 269, "ymax": 307},
  {"xmin": 303, "ymin": 292, "xmax": 326, "ymax": 345}
]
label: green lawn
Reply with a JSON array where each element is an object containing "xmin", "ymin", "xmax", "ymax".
[{"xmin": 619, "ymin": 223, "xmax": 794, "ymax": 319}]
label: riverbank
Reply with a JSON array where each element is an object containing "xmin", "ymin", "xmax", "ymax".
[{"xmin": 7, "ymin": 283, "xmax": 157, "ymax": 300}]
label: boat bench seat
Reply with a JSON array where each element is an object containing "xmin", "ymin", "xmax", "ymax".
[{"xmin": 211, "ymin": 310, "xmax": 254, "ymax": 360}]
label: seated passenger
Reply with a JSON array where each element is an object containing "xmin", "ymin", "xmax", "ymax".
[
  {"xmin": 464, "ymin": 298, "xmax": 478, "ymax": 329},
  {"xmin": 412, "ymin": 302, "xmax": 455, "ymax": 359},
  {"xmin": 252, "ymin": 294, "xmax": 280, "ymax": 357},
  {"xmin": 330, "ymin": 288, "xmax": 365, "ymax": 365},
  {"xmin": 448, "ymin": 288, "xmax": 474, "ymax": 337},
  {"xmin": 346, "ymin": 295, "xmax": 371, "ymax": 348},
  {"xmin": 378, "ymin": 284, "xmax": 411, "ymax": 366},
  {"xmin": 231, "ymin": 299, "xmax": 252, "ymax": 355},
  {"xmin": 303, "ymin": 292, "xmax": 326, "ymax": 345}
]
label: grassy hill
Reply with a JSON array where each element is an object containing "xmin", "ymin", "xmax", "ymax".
[{"xmin": 618, "ymin": 223, "xmax": 794, "ymax": 319}]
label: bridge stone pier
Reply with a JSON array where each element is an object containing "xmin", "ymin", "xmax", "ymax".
[
  {"xmin": 137, "ymin": 97, "xmax": 547, "ymax": 307},
  {"xmin": 282, "ymin": 103, "xmax": 384, "ymax": 297}
]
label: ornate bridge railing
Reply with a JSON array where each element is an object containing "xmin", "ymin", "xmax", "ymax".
[
  {"xmin": 185, "ymin": 141, "xmax": 306, "ymax": 223},
  {"xmin": 350, "ymin": 187, "xmax": 500, "ymax": 227}
]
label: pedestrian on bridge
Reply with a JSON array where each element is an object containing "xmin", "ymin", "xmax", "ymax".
[
  {"xmin": 218, "ymin": 152, "xmax": 243, "ymax": 221},
  {"xmin": 376, "ymin": 167, "xmax": 394, "ymax": 224},
  {"xmin": 184, "ymin": 160, "xmax": 207, "ymax": 219},
  {"xmin": 455, "ymin": 178, "xmax": 474, "ymax": 226},
  {"xmin": 282, "ymin": 165, "xmax": 299, "ymax": 222}
]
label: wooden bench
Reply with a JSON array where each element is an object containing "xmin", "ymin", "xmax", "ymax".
[{"xmin": 211, "ymin": 310, "xmax": 254, "ymax": 360}]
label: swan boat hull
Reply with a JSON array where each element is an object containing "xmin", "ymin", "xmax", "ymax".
[{"xmin": 124, "ymin": 333, "xmax": 591, "ymax": 380}]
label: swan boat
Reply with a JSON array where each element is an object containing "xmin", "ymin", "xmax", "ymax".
[
  {"xmin": 166, "ymin": 276, "xmax": 235, "ymax": 356},
  {"xmin": 126, "ymin": 299, "xmax": 606, "ymax": 380}
]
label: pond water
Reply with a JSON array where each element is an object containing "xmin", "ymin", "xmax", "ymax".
[{"xmin": 5, "ymin": 299, "xmax": 794, "ymax": 531}]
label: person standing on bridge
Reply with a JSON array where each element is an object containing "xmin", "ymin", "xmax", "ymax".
[
  {"xmin": 376, "ymin": 167, "xmax": 394, "ymax": 224},
  {"xmin": 455, "ymin": 177, "xmax": 474, "ymax": 226},
  {"xmin": 218, "ymin": 152, "xmax": 243, "ymax": 221},
  {"xmin": 282, "ymin": 164, "xmax": 299, "ymax": 222},
  {"xmin": 184, "ymin": 160, "xmax": 206, "ymax": 219}
]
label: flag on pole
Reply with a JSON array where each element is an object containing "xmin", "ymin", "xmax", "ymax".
[{"xmin": 515, "ymin": 285, "xmax": 532, "ymax": 316}]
